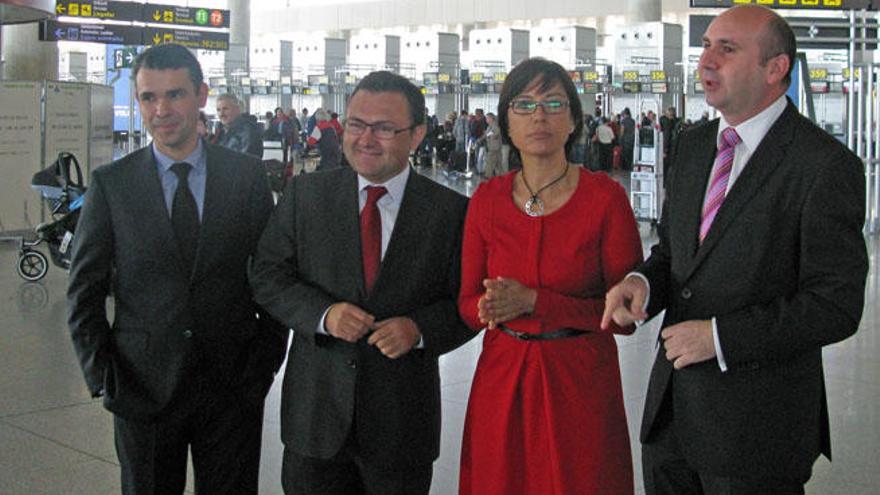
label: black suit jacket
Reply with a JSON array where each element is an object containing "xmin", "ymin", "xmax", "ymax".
[
  {"xmin": 638, "ymin": 100, "xmax": 868, "ymax": 482},
  {"xmin": 249, "ymin": 166, "xmax": 472, "ymax": 470},
  {"xmin": 68, "ymin": 143, "xmax": 288, "ymax": 422}
]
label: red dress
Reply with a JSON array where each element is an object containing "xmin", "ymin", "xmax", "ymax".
[{"xmin": 458, "ymin": 168, "xmax": 642, "ymax": 495}]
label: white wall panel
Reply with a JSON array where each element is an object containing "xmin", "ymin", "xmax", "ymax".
[{"xmin": 252, "ymin": 0, "xmax": 690, "ymax": 34}]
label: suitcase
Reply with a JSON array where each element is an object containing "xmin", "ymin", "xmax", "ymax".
[{"xmin": 450, "ymin": 150, "xmax": 469, "ymax": 172}]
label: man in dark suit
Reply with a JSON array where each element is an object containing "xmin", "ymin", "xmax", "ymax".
[
  {"xmin": 602, "ymin": 6, "xmax": 868, "ymax": 494},
  {"xmin": 68, "ymin": 44, "xmax": 288, "ymax": 494},
  {"xmin": 249, "ymin": 71, "xmax": 472, "ymax": 494}
]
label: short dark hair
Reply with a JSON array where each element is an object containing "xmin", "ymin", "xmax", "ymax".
[
  {"xmin": 132, "ymin": 43, "xmax": 203, "ymax": 92},
  {"xmin": 349, "ymin": 71, "xmax": 425, "ymax": 127},
  {"xmin": 497, "ymin": 57, "xmax": 583, "ymax": 157},
  {"xmin": 760, "ymin": 13, "xmax": 797, "ymax": 85}
]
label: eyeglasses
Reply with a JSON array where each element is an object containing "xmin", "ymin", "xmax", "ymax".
[
  {"xmin": 509, "ymin": 99, "xmax": 569, "ymax": 115},
  {"xmin": 344, "ymin": 119, "xmax": 417, "ymax": 140}
]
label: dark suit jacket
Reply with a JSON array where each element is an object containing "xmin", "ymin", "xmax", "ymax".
[
  {"xmin": 68, "ymin": 143, "xmax": 288, "ymax": 422},
  {"xmin": 249, "ymin": 166, "xmax": 472, "ymax": 470},
  {"xmin": 638, "ymin": 100, "xmax": 868, "ymax": 482}
]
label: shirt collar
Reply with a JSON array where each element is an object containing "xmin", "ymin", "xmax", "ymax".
[
  {"xmin": 717, "ymin": 94, "xmax": 787, "ymax": 152},
  {"xmin": 152, "ymin": 139, "xmax": 207, "ymax": 173},
  {"xmin": 358, "ymin": 165, "xmax": 411, "ymax": 203}
]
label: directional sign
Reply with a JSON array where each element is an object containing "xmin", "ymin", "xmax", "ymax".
[
  {"xmin": 690, "ymin": 0, "xmax": 870, "ymax": 8},
  {"xmin": 142, "ymin": 4, "xmax": 229, "ymax": 28},
  {"xmin": 144, "ymin": 27, "xmax": 229, "ymax": 51},
  {"xmin": 55, "ymin": 1, "xmax": 142, "ymax": 22},
  {"xmin": 113, "ymin": 47, "xmax": 137, "ymax": 69},
  {"xmin": 41, "ymin": 20, "xmax": 142, "ymax": 45}
]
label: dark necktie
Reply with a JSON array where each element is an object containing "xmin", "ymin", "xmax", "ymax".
[
  {"xmin": 170, "ymin": 162, "xmax": 200, "ymax": 273},
  {"xmin": 360, "ymin": 186, "xmax": 387, "ymax": 294}
]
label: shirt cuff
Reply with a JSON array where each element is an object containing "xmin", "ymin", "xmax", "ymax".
[
  {"xmin": 624, "ymin": 272, "xmax": 651, "ymax": 323},
  {"xmin": 317, "ymin": 306, "xmax": 331, "ymax": 335},
  {"xmin": 712, "ymin": 317, "xmax": 728, "ymax": 372}
]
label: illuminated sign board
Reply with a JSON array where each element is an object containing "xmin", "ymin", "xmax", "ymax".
[{"xmin": 690, "ymin": 0, "xmax": 868, "ymax": 8}]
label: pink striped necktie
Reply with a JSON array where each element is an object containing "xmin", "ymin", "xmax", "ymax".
[{"xmin": 699, "ymin": 127, "xmax": 741, "ymax": 244}]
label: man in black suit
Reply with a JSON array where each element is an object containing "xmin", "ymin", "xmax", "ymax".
[
  {"xmin": 249, "ymin": 71, "xmax": 472, "ymax": 494},
  {"xmin": 602, "ymin": 6, "xmax": 868, "ymax": 494},
  {"xmin": 68, "ymin": 44, "xmax": 288, "ymax": 494}
]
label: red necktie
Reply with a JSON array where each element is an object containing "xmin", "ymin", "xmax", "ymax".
[
  {"xmin": 699, "ymin": 127, "xmax": 741, "ymax": 244},
  {"xmin": 361, "ymin": 186, "xmax": 387, "ymax": 293}
]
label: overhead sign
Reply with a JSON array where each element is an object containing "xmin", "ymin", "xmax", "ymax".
[
  {"xmin": 113, "ymin": 47, "xmax": 137, "ymax": 69},
  {"xmin": 689, "ymin": 0, "xmax": 870, "ymax": 8},
  {"xmin": 144, "ymin": 27, "xmax": 229, "ymax": 51},
  {"xmin": 55, "ymin": 1, "xmax": 229, "ymax": 27},
  {"xmin": 142, "ymin": 4, "xmax": 229, "ymax": 28},
  {"xmin": 41, "ymin": 20, "xmax": 142, "ymax": 45},
  {"xmin": 55, "ymin": 1, "xmax": 142, "ymax": 22}
]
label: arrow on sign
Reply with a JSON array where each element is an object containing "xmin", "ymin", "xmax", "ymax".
[
  {"xmin": 55, "ymin": 28, "xmax": 65, "ymax": 38},
  {"xmin": 125, "ymin": 51, "xmax": 135, "ymax": 65},
  {"xmin": 56, "ymin": 4, "xmax": 65, "ymax": 14},
  {"xmin": 153, "ymin": 33, "xmax": 161, "ymax": 44},
  {"xmin": 153, "ymin": 10, "xmax": 161, "ymax": 21}
]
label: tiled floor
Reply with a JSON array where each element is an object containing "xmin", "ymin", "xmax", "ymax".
[{"xmin": 0, "ymin": 167, "xmax": 877, "ymax": 494}]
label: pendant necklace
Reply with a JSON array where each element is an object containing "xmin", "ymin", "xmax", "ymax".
[{"xmin": 521, "ymin": 162, "xmax": 570, "ymax": 217}]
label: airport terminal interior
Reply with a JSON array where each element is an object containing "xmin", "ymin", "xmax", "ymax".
[{"xmin": 2, "ymin": 0, "xmax": 880, "ymax": 493}]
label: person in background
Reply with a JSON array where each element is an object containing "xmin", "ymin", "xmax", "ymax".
[
  {"xmin": 619, "ymin": 108, "xmax": 636, "ymax": 170},
  {"xmin": 592, "ymin": 117, "xmax": 615, "ymax": 171},
  {"xmin": 329, "ymin": 111, "xmax": 344, "ymax": 141},
  {"xmin": 476, "ymin": 112, "xmax": 503, "ymax": 177},
  {"xmin": 196, "ymin": 111, "xmax": 212, "ymax": 141},
  {"xmin": 603, "ymin": 6, "xmax": 868, "ymax": 494},
  {"xmin": 249, "ymin": 70, "xmax": 472, "ymax": 495},
  {"xmin": 453, "ymin": 109, "xmax": 469, "ymax": 153},
  {"xmin": 306, "ymin": 108, "xmax": 341, "ymax": 171},
  {"xmin": 68, "ymin": 43, "xmax": 287, "ymax": 495},
  {"xmin": 458, "ymin": 57, "xmax": 642, "ymax": 495},
  {"xmin": 215, "ymin": 93, "xmax": 264, "ymax": 158}
]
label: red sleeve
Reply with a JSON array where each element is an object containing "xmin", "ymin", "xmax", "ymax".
[
  {"xmin": 458, "ymin": 183, "xmax": 490, "ymax": 331},
  {"xmin": 531, "ymin": 183, "xmax": 644, "ymax": 334}
]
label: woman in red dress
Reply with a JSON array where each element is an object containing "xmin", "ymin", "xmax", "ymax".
[{"xmin": 458, "ymin": 58, "xmax": 643, "ymax": 494}]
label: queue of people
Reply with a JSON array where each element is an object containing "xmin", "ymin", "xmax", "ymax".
[{"xmin": 66, "ymin": 5, "xmax": 868, "ymax": 494}]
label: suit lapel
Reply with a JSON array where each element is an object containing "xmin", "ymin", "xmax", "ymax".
[
  {"xmin": 688, "ymin": 102, "xmax": 798, "ymax": 275},
  {"xmin": 679, "ymin": 121, "xmax": 720, "ymax": 262},
  {"xmin": 191, "ymin": 145, "xmax": 235, "ymax": 283},
  {"xmin": 332, "ymin": 168, "xmax": 368, "ymax": 300}
]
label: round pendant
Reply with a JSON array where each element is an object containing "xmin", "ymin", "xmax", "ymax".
[{"xmin": 524, "ymin": 196, "xmax": 544, "ymax": 217}]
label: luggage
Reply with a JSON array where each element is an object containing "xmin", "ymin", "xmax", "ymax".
[{"xmin": 450, "ymin": 150, "xmax": 469, "ymax": 172}]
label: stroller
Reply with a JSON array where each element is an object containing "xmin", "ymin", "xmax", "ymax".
[{"xmin": 16, "ymin": 152, "xmax": 87, "ymax": 281}]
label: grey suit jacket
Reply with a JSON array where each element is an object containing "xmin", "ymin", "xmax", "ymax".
[
  {"xmin": 638, "ymin": 100, "xmax": 868, "ymax": 482},
  {"xmin": 68, "ymin": 143, "xmax": 288, "ymax": 422},
  {"xmin": 249, "ymin": 166, "xmax": 472, "ymax": 470}
]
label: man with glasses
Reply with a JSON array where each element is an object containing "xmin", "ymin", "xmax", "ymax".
[{"xmin": 250, "ymin": 70, "xmax": 473, "ymax": 494}]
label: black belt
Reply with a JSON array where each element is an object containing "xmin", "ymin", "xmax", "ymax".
[{"xmin": 497, "ymin": 324, "xmax": 587, "ymax": 341}]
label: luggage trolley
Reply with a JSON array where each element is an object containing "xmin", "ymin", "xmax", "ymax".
[{"xmin": 629, "ymin": 126, "xmax": 664, "ymax": 228}]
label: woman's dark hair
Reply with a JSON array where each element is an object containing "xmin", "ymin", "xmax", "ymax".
[{"xmin": 497, "ymin": 57, "xmax": 583, "ymax": 159}]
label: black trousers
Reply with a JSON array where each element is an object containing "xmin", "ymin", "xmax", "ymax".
[
  {"xmin": 642, "ymin": 403, "xmax": 806, "ymax": 495},
  {"xmin": 281, "ymin": 432, "xmax": 432, "ymax": 495},
  {"xmin": 113, "ymin": 389, "xmax": 265, "ymax": 495}
]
